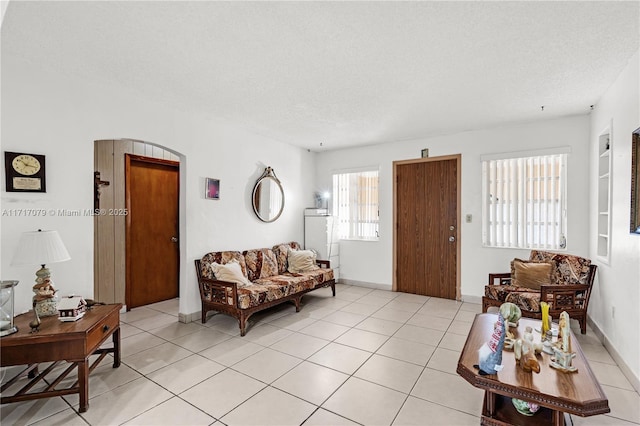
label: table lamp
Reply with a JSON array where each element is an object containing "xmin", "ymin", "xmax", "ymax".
[{"xmin": 11, "ymin": 230, "xmax": 71, "ymax": 316}]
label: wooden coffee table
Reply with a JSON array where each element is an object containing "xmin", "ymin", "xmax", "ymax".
[
  {"xmin": 457, "ymin": 313, "xmax": 609, "ymax": 426},
  {"xmin": 0, "ymin": 304, "xmax": 121, "ymax": 412}
]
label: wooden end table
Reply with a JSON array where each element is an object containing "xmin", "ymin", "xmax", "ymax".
[
  {"xmin": 0, "ymin": 303, "xmax": 121, "ymax": 413},
  {"xmin": 457, "ymin": 313, "xmax": 609, "ymax": 426}
]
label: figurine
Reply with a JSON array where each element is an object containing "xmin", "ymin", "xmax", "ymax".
[
  {"xmin": 550, "ymin": 311, "xmax": 578, "ymax": 373},
  {"xmin": 556, "ymin": 311, "xmax": 572, "ymax": 353},
  {"xmin": 32, "ymin": 279, "xmax": 58, "ymax": 317},
  {"xmin": 514, "ymin": 338, "xmax": 541, "ymax": 373},
  {"xmin": 523, "ymin": 325, "xmax": 543, "ymax": 354},
  {"xmin": 33, "ymin": 279, "xmax": 56, "ymax": 301},
  {"xmin": 475, "ymin": 313, "xmax": 506, "ymax": 375},
  {"xmin": 29, "ymin": 301, "xmax": 41, "ymax": 333},
  {"xmin": 499, "ymin": 302, "xmax": 522, "ymax": 328},
  {"xmin": 524, "ymin": 326, "xmax": 534, "ymax": 342},
  {"xmin": 542, "ymin": 330, "xmax": 554, "ymax": 354},
  {"xmin": 512, "ymin": 398, "xmax": 540, "ymax": 416}
]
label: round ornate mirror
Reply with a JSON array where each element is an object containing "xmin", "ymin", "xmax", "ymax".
[{"xmin": 252, "ymin": 167, "xmax": 284, "ymax": 222}]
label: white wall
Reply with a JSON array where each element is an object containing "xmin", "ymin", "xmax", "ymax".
[
  {"xmin": 316, "ymin": 114, "xmax": 592, "ymax": 299},
  {"xmin": 1, "ymin": 55, "xmax": 316, "ymax": 317},
  {"xmin": 589, "ymin": 50, "xmax": 640, "ymax": 387}
]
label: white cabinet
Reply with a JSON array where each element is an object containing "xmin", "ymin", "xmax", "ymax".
[
  {"xmin": 304, "ymin": 214, "xmax": 339, "ymax": 281},
  {"xmin": 597, "ymin": 127, "xmax": 612, "ymax": 262}
]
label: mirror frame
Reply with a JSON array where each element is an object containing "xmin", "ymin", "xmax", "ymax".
[
  {"xmin": 631, "ymin": 128, "xmax": 640, "ymax": 234},
  {"xmin": 252, "ymin": 167, "xmax": 285, "ymax": 223}
]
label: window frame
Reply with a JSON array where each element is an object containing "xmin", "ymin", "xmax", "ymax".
[
  {"xmin": 481, "ymin": 148, "xmax": 569, "ymax": 250},
  {"xmin": 332, "ymin": 166, "xmax": 380, "ymax": 241}
]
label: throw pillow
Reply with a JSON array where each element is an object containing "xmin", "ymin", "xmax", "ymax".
[
  {"xmin": 210, "ymin": 260, "xmax": 251, "ymax": 287},
  {"xmin": 287, "ymin": 249, "xmax": 319, "ymax": 273},
  {"xmin": 510, "ymin": 258, "xmax": 555, "ymax": 291}
]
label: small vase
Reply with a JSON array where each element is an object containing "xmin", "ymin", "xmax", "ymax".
[{"xmin": 541, "ymin": 302, "xmax": 550, "ymax": 336}]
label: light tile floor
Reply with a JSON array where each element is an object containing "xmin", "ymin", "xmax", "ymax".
[{"xmin": 2, "ymin": 284, "xmax": 639, "ymax": 425}]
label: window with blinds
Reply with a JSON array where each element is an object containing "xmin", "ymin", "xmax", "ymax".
[
  {"xmin": 481, "ymin": 150, "xmax": 568, "ymax": 249},
  {"xmin": 332, "ymin": 169, "xmax": 379, "ymax": 240}
]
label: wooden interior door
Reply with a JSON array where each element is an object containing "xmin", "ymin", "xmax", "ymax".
[
  {"xmin": 393, "ymin": 154, "xmax": 460, "ymax": 299},
  {"xmin": 125, "ymin": 154, "xmax": 179, "ymax": 309}
]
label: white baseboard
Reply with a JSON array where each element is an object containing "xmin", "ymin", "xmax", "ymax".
[
  {"xmin": 178, "ymin": 311, "xmax": 200, "ymax": 324},
  {"xmin": 339, "ymin": 279, "xmax": 391, "ymax": 291},
  {"xmin": 460, "ymin": 294, "xmax": 482, "ymax": 304},
  {"xmin": 588, "ymin": 316, "xmax": 640, "ymax": 393},
  {"xmin": 339, "ymin": 284, "xmax": 484, "ymax": 306}
]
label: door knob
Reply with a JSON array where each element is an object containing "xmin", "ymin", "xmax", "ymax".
[
  {"xmin": 449, "ymin": 236, "xmax": 455, "ymax": 242},
  {"xmin": 171, "ymin": 236, "xmax": 178, "ymax": 243}
]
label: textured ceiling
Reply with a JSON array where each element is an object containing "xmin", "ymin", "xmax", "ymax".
[{"xmin": 2, "ymin": 1, "xmax": 639, "ymax": 151}]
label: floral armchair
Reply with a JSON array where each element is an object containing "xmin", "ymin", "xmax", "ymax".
[{"xmin": 482, "ymin": 250, "xmax": 597, "ymax": 334}]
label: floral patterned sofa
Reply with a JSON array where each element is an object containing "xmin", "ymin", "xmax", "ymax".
[
  {"xmin": 195, "ymin": 242, "xmax": 335, "ymax": 335},
  {"xmin": 482, "ymin": 250, "xmax": 597, "ymax": 334}
]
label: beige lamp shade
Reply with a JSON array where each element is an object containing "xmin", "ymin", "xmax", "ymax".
[{"xmin": 11, "ymin": 230, "xmax": 71, "ymax": 266}]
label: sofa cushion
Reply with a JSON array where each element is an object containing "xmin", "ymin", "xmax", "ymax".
[
  {"xmin": 200, "ymin": 251, "xmax": 247, "ymax": 280},
  {"xmin": 210, "ymin": 261, "xmax": 251, "ymax": 287},
  {"xmin": 510, "ymin": 258, "xmax": 555, "ymax": 291},
  {"xmin": 505, "ymin": 291, "xmax": 541, "ymax": 313},
  {"xmin": 529, "ymin": 250, "xmax": 591, "ymax": 285},
  {"xmin": 287, "ymin": 249, "xmax": 319, "ymax": 273},
  {"xmin": 236, "ymin": 275, "xmax": 314, "ymax": 309},
  {"xmin": 296, "ymin": 268, "xmax": 335, "ymax": 287},
  {"xmin": 484, "ymin": 284, "xmax": 533, "ymax": 303},
  {"xmin": 243, "ymin": 248, "xmax": 279, "ymax": 282},
  {"xmin": 236, "ymin": 269, "xmax": 336, "ymax": 309},
  {"xmin": 272, "ymin": 242, "xmax": 302, "ymax": 274}
]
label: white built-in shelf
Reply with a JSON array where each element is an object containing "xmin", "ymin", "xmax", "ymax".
[{"xmin": 597, "ymin": 127, "xmax": 612, "ymax": 261}]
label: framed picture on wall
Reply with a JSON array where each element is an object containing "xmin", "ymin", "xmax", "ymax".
[{"xmin": 205, "ymin": 178, "xmax": 220, "ymax": 200}]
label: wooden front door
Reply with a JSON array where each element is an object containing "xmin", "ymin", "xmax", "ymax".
[
  {"xmin": 393, "ymin": 154, "xmax": 460, "ymax": 300},
  {"xmin": 125, "ymin": 154, "xmax": 179, "ymax": 309}
]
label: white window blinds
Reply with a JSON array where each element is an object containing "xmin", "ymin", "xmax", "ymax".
[
  {"xmin": 332, "ymin": 169, "xmax": 379, "ymax": 240},
  {"xmin": 482, "ymin": 152, "xmax": 568, "ymax": 249}
]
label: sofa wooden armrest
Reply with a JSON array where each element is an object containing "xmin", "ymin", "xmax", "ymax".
[
  {"xmin": 540, "ymin": 283, "xmax": 591, "ymax": 314},
  {"xmin": 195, "ymin": 261, "xmax": 239, "ymax": 323},
  {"xmin": 488, "ymin": 273, "xmax": 511, "ymax": 285},
  {"xmin": 198, "ymin": 277, "xmax": 238, "ymax": 307},
  {"xmin": 316, "ymin": 259, "xmax": 331, "ymax": 269}
]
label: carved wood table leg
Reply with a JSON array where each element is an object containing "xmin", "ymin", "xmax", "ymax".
[
  {"xmin": 552, "ymin": 410, "xmax": 564, "ymax": 426},
  {"xmin": 484, "ymin": 391, "xmax": 496, "ymax": 417}
]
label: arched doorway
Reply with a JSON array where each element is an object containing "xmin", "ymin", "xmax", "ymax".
[{"xmin": 94, "ymin": 139, "xmax": 183, "ymax": 311}]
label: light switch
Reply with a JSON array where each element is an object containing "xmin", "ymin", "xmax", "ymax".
[{"xmin": 465, "ymin": 214, "xmax": 472, "ymax": 223}]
